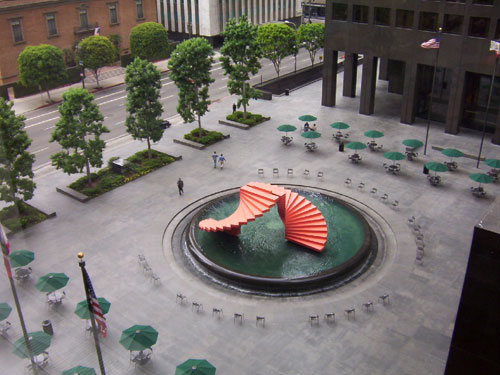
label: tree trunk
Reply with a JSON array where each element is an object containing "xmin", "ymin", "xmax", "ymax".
[
  {"xmin": 86, "ymin": 159, "xmax": 92, "ymax": 186},
  {"xmin": 294, "ymin": 55, "xmax": 297, "ymax": 72},
  {"xmin": 94, "ymin": 69, "xmax": 100, "ymax": 88},
  {"xmin": 198, "ymin": 114, "xmax": 202, "ymax": 138},
  {"xmin": 242, "ymin": 82, "xmax": 247, "ymax": 119},
  {"xmin": 147, "ymin": 137, "xmax": 151, "ymax": 159}
]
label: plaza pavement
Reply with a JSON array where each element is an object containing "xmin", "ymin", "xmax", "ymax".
[{"xmin": 2, "ymin": 67, "xmax": 500, "ymax": 375}]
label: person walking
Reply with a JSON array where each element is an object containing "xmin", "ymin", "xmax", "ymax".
[
  {"xmin": 211, "ymin": 151, "xmax": 218, "ymax": 168},
  {"xmin": 219, "ymin": 154, "xmax": 226, "ymax": 169},
  {"xmin": 232, "ymin": 103, "xmax": 237, "ymax": 113},
  {"xmin": 177, "ymin": 178, "xmax": 184, "ymax": 195}
]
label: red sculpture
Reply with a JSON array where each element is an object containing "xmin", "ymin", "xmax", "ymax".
[{"xmin": 198, "ymin": 182, "xmax": 328, "ymax": 252}]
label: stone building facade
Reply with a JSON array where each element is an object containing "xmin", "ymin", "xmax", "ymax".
[
  {"xmin": 0, "ymin": 0, "xmax": 157, "ymax": 85},
  {"xmin": 322, "ymin": 0, "xmax": 500, "ymax": 143}
]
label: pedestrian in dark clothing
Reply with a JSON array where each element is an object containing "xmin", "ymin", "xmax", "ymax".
[
  {"xmin": 211, "ymin": 151, "xmax": 218, "ymax": 168},
  {"xmin": 177, "ymin": 178, "xmax": 184, "ymax": 195},
  {"xmin": 232, "ymin": 103, "xmax": 237, "ymax": 113}
]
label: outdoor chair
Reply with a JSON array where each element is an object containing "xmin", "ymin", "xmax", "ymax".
[
  {"xmin": 344, "ymin": 308, "xmax": 356, "ymax": 320},
  {"xmin": 471, "ymin": 186, "xmax": 486, "ymax": 197},
  {"xmin": 304, "ymin": 169, "xmax": 310, "ymax": 176},
  {"xmin": 444, "ymin": 161, "xmax": 458, "ymax": 171},
  {"xmin": 176, "ymin": 293, "xmax": 186, "ymax": 304},
  {"xmin": 415, "ymin": 251, "xmax": 424, "ymax": 265},
  {"xmin": 14, "ymin": 267, "xmax": 32, "ymax": 282},
  {"xmin": 234, "ymin": 313, "xmax": 244, "ymax": 324},
  {"xmin": 487, "ymin": 169, "xmax": 499, "ymax": 182},
  {"xmin": 28, "ymin": 351, "xmax": 49, "ymax": 370},
  {"xmin": 380, "ymin": 193, "xmax": 388, "ymax": 203},
  {"xmin": 324, "ymin": 313, "xmax": 335, "ymax": 323},
  {"xmin": 287, "ymin": 168, "xmax": 293, "ymax": 176},
  {"xmin": 273, "ymin": 168, "xmax": 279, "ymax": 176},
  {"xmin": 370, "ymin": 187, "xmax": 378, "ymax": 196},
  {"xmin": 378, "ymin": 294, "xmax": 390, "ymax": 305},
  {"xmin": 407, "ymin": 216, "xmax": 416, "ymax": 226},
  {"xmin": 256, "ymin": 316, "xmax": 266, "ymax": 327},
  {"xmin": 317, "ymin": 171, "xmax": 323, "ymax": 178},
  {"xmin": 212, "ymin": 308, "xmax": 223, "ymax": 319},
  {"xmin": 309, "ymin": 315, "xmax": 320, "ymax": 326},
  {"xmin": 150, "ymin": 273, "xmax": 160, "ymax": 284},
  {"xmin": 357, "ymin": 182, "xmax": 365, "ymax": 191},
  {"xmin": 192, "ymin": 302, "xmax": 203, "ymax": 313},
  {"xmin": 344, "ymin": 178, "xmax": 352, "ymax": 187},
  {"xmin": 143, "ymin": 263, "xmax": 152, "ymax": 275},
  {"xmin": 258, "ymin": 168, "xmax": 264, "ymax": 177},
  {"xmin": 376, "ymin": 145, "xmax": 384, "ymax": 152},
  {"xmin": 0, "ymin": 321, "xmax": 11, "ymax": 337},
  {"xmin": 137, "ymin": 254, "xmax": 146, "ymax": 264},
  {"xmin": 362, "ymin": 302, "xmax": 374, "ymax": 312},
  {"xmin": 392, "ymin": 200, "xmax": 399, "ymax": 209}
]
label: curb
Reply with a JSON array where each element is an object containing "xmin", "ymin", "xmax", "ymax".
[{"xmin": 173, "ymin": 134, "xmax": 230, "ymax": 150}]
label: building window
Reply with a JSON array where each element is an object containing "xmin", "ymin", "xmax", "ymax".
[
  {"xmin": 136, "ymin": 0, "xmax": 144, "ymax": 19},
  {"xmin": 108, "ymin": 3, "xmax": 118, "ymax": 25},
  {"xmin": 419, "ymin": 12, "xmax": 438, "ymax": 32},
  {"xmin": 496, "ymin": 20, "xmax": 500, "ymax": 40},
  {"xmin": 469, "ymin": 17, "xmax": 490, "ymax": 38},
  {"xmin": 352, "ymin": 5, "xmax": 368, "ymax": 24},
  {"xmin": 443, "ymin": 14, "xmax": 463, "ymax": 34},
  {"xmin": 79, "ymin": 10, "xmax": 89, "ymax": 28},
  {"xmin": 446, "ymin": 0, "xmax": 465, "ymax": 3},
  {"xmin": 472, "ymin": 0, "xmax": 494, "ymax": 5},
  {"xmin": 374, "ymin": 7, "xmax": 390, "ymax": 26},
  {"xmin": 395, "ymin": 9, "xmax": 414, "ymax": 29},
  {"xmin": 10, "ymin": 19, "xmax": 24, "ymax": 43},
  {"xmin": 332, "ymin": 4, "xmax": 347, "ymax": 21},
  {"xmin": 45, "ymin": 13, "xmax": 58, "ymax": 36}
]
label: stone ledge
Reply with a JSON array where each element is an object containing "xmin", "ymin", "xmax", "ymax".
[
  {"xmin": 56, "ymin": 186, "xmax": 91, "ymax": 202},
  {"xmin": 173, "ymin": 135, "xmax": 230, "ymax": 150},
  {"xmin": 28, "ymin": 201, "xmax": 57, "ymax": 219},
  {"xmin": 218, "ymin": 119, "xmax": 250, "ymax": 130}
]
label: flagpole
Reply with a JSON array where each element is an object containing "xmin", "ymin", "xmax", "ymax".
[
  {"xmin": 476, "ymin": 47, "xmax": 499, "ymax": 168},
  {"xmin": 424, "ymin": 27, "xmax": 442, "ymax": 155},
  {"xmin": 78, "ymin": 253, "xmax": 106, "ymax": 375},
  {"xmin": 1, "ymin": 225, "xmax": 38, "ymax": 373}
]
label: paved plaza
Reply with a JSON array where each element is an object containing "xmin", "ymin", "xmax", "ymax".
[{"xmin": 2, "ymin": 70, "xmax": 500, "ymax": 374}]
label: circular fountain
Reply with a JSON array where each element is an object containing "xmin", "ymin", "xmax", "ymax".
[{"xmin": 173, "ymin": 186, "xmax": 380, "ymax": 296}]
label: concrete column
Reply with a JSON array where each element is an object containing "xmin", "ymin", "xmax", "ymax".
[
  {"xmin": 360, "ymin": 55, "xmax": 378, "ymax": 115},
  {"xmin": 229, "ymin": 0, "xmax": 234, "ymax": 19},
  {"xmin": 222, "ymin": 0, "xmax": 227, "ymax": 28},
  {"xmin": 401, "ymin": 61, "xmax": 418, "ymax": 124},
  {"xmin": 322, "ymin": 50, "xmax": 338, "ymax": 107},
  {"xmin": 493, "ymin": 111, "xmax": 500, "ymax": 145},
  {"xmin": 343, "ymin": 53, "xmax": 358, "ymax": 98},
  {"xmin": 379, "ymin": 57, "xmax": 388, "ymax": 80},
  {"xmin": 445, "ymin": 67, "xmax": 464, "ymax": 135}
]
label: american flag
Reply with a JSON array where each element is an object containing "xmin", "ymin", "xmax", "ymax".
[
  {"xmin": 490, "ymin": 40, "xmax": 500, "ymax": 56},
  {"xmin": 421, "ymin": 37, "xmax": 440, "ymax": 49},
  {"xmin": 94, "ymin": 27, "xmax": 100, "ymax": 36},
  {"xmin": 0, "ymin": 223, "xmax": 12, "ymax": 279},
  {"xmin": 82, "ymin": 267, "xmax": 106, "ymax": 337}
]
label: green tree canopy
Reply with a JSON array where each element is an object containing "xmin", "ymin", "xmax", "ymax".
[
  {"xmin": 17, "ymin": 44, "xmax": 67, "ymax": 102},
  {"xmin": 257, "ymin": 23, "xmax": 295, "ymax": 78},
  {"xmin": 0, "ymin": 98, "xmax": 36, "ymax": 207},
  {"xmin": 77, "ymin": 36, "xmax": 115, "ymax": 88},
  {"xmin": 50, "ymin": 88, "xmax": 109, "ymax": 185},
  {"xmin": 167, "ymin": 38, "xmax": 215, "ymax": 137},
  {"xmin": 125, "ymin": 57, "xmax": 164, "ymax": 159},
  {"xmin": 130, "ymin": 22, "xmax": 169, "ymax": 62},
  {"xmin": 220, "ymin": 15, "xmax": 262, "ymax": 118},
  {"xmin": 297, "ymin": 23, "xmax": 325, "ymax": 66}
]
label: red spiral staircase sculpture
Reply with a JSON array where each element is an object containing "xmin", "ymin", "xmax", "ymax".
[{"xmin": 198, "ymin": 182, "xmax": 328, "ymax": 252}]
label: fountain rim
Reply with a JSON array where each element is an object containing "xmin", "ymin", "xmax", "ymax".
[{"xmin": 184, "ymin": 187, "xmax": 376, "ymax": 293}]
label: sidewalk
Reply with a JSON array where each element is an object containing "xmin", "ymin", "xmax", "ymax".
[{"xmin": 2, "ymin": 61, "xmax": 500, "ymax": 375}]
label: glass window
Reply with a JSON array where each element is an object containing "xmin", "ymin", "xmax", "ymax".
[
  {"xmin": 352, "ymin": 5, "xmax": 368, "ymax": 24},
  {"xmin": 419, "ymin": 12, "xmax": 438, "ymax": 32},
  {"xmin": 45, "ymin": 13, "xmax": 58, "ymax": 36},
  {"xmin": 108, "ymin": 3, "xmax": 118, "ymax": 24},
  {"xmin": 10, "ymin": 19, "xmax": 24, "ymax": 43},
  {"xmin": 469, "ymin": 17, "xmax": 490, "ymax": 37},
  {"xmin": 472, "ymin": 0, "xmax": 494, "ymax": 5},
  {"xmin": 496, "ymin": 20, "xmax": 500, "ymax": 40},
  {"xmin": 446, "ymin": 0, "xmax": 466, "ymax": 3},
  {"xmin": 136, "ymin": 0, "xmax": 144, "ymax": 19},
  {"xmin": 395, "ymin": 9, "xmax": 413, "ymax": 29},
  {"xmin": 79, "ymin": 10, "xmax": 89, "ymax": 28},
  {"xmin": 374, "ymin": 7, "xmax": 390, "ymax": 26},
  {"xmin": 443, "ymin": 14, "xmax": 463, "ymax": 34},
  {"xmin": 332, "ymin": 4, "xmax": 347, "ymax": 21}
]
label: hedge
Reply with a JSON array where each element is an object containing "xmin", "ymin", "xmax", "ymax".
[{"xmin": 13, "ymin": 66, "xmax": 82, "ymax": 98}]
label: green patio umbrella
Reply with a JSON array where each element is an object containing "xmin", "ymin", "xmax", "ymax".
[
  {"xmin": 74, "ymin": 298, "xmax": 111, "ymax": 320},
  {"xmin": 383, "ymin": 151, "xmax": 405, "ymax": 164},
  {"xmin": 402, "ymin": 139, "xmax": 423, "ymax": 149},
  {"xmin": 120, "ymin": 325, "xmax": 158, "ymax": 351},
  {"xmin": 298, "ymin": 115, "xmax": 317, "ymax": 122},
  {"xmin": 329, "ymin": 122, "xmax": 350, "ymax": 130},
  {"xmin": 62, "ymin": 366, "xmax": 97, "ymax": 375},
  {"xmin": 425, "ymin": 162, "xmax": 449, "ymax": 174},
  {"xmin": 0, "ymin": 302, "xmax": 12, "ymax": 321},
  {"xmin": 469, "ymin": 173, "xmax": 494, "ymax": 185},
  {"xmin": 441, "ymin": 148, "xmax": 464, "ymax": 159},
  {"xmin": 485, "ymin": 158, "xmax": 500, "ymax": 169},
  {"xmin": 12, "ymin": 331, "xmax": 51, "ymax": 358},
  {"xmin": 345, "ymin": 141, "xmax": 367, "ymax": 150},
  {"xmin": 301, "ymin": 131, "xmax": 321, "ymax": 139},
  {"xmin": 364, "ymin": 130, "xmax": 384, "ymax": 140},
  {"xmin": 35, "ymin": 273, "xmax": 69, "ymax": 293},
  {"xmin": 176, "ymin": 359, "xmax": 216, "ymax": 375},
  {"xmin": 277, "ymin": 124, "xmax": 297, "ymax": 133},
  {"xmin": 8, "ymin": 250, "xmax": 35, "ymax": 268}
]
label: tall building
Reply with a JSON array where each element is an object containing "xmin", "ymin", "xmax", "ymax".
[
  {"xmin": 0, "ymin": 0, "xmax": 157, "ymax": 85},
  {"xmin": 155, "ymin": 0, "xmax": 302, "ymax": 42},
  {"xmin": 322, "ymin": 0, "xmax": 500, "ymax": 144}
]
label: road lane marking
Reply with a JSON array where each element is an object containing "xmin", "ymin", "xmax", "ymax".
[
  {"xmin": 99, "ymin": 95, "xmax": 127, "ymax": 105},
  {"xmin": 32, "ymin": 147, "xmax": 48, "ymax": 154},
  {"xmin": 222, "ymin": 77, "xmax": 228, "ymax": 81},
  {"xmin": 45, "ymin": 125, "xmax": 55, "ymax": 130},
  {"xmin": 94, "ymin": 91, "xmax": 128, "ymax": 101},
  {"xmin": 160, "ymin": 95, "xmax": 174, "ymax": 102},
  {"xmin": 25, "ymin": 116, "xmax": 59, "ymax": 128},
  {"xmin": 26, "ymin": 110, "xmax": 59, "ymax": 121},
  {"xmin": 161, "ymin": 81, "xmax": 175, "ymax": 87}
]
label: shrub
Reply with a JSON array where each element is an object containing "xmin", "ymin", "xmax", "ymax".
[
  {"xmin": 184, "ymin": 128, "xmax": 224, "ymax": 145},
  {"xmin": 226, "ymin": 111, "xmax": 269, "ymax": 126},
  {"xmin": 0, "ymin": 202, "xmax": 48, "ymax": 233}
]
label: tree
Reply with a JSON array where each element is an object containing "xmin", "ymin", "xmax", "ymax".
[
  {"xmin": 130, "ymin": 22, "xmax": 169, "ymax": 62},
  {"xmin": 220, "ymin": 15, "xmax": 262, "ymax": 118},
  {"xmin": 0, "ymin": 98, "xmax": 35, "ymax": 209},
  {"xmin": 17, "ymin": 44, "xmax": 67, "ymax": 102},
  {"xmin": 125, "ymin": 57, "xmax": 164, "ymax": 159},
  {"xmin": 297, "ymin": 23, "xmax": 325, "ymax": 66},
  {"xmin": 167, "ymin": 38, "xmax": 215, "ymax": 138},
  {"xmin": 257, "ymin": 23, "xmax": 295, "ymax": 78},
  {"xmin": 77, "ymin": 36, "xmax": 115, "ymax": 88},
  {"xmin": 50, "ymin": 88, "xmax": 109, "ymax": 185}
]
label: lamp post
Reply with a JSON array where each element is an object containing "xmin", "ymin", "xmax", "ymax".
[{"xmin": 284, "ymin": 21, "xmax": 298, "ymax": 73}]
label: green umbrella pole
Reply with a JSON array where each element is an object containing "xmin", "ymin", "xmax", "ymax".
[{"xmin": 1, "ymin": 240, "xmax": 38, "ymax": 373}]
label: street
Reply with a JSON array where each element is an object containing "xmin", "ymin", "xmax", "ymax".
[{"xmin": 23, "ymin": 49, "xmax": 322, "ymax": 169}]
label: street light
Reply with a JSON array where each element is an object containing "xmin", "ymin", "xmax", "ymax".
[{"xmin": 284, "ymin": 21, "xmax": 298, "ymax": 73}]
